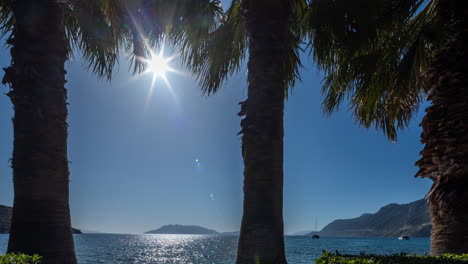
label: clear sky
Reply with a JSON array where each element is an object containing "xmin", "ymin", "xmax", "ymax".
[{"xmin": 0, "ymin": 2, "xmax": 432, "ymax": 234}]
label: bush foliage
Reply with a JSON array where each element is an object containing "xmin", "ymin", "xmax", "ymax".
[
  {"xmin": 0, "ymin": 254, "xmax": 41, "ymax": 264},
  {"xmin": 316, "ymin": 251, "xmax": 468, "ymax": 264}
]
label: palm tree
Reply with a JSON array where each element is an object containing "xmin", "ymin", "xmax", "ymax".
[
  {"xmin": 0, "ymin": 1, "xmax": 123, "ymax": 262},
  {"xmin": 0, "ymin": 0, "xmax": 221, "ymax": 262},
  {"xmin": 308, "ymin": 0, "xmax": 467, "ymax": 255},
  {"xmin": 183, "ymin": 0, "xmax": 306, "ymax": 263}
]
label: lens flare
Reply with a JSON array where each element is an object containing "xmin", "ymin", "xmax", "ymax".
[
  {"xmin": 147, "ymin": 55, "xmax": 170, "ymax": 78},
  {"xmin": 138, "ymin": 45, "xmax": 181, "ymax": 108}
]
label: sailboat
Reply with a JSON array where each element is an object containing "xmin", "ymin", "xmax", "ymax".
[
  {"xmin": 312, "ymin": 216, "xmax": 320, "ymax": 239},
  {"xmin": 398, "ymin": 220, "xmax": 410, "ymax": 240}
]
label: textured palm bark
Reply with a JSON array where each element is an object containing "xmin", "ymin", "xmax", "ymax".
[
  {"xmin": 236, "ymin": 0, "xmax": 292, "ymax": 263},
  {"xmin": 415, "ymin": 0, "xmax": 468, "ymax": 255},
  {"xmin": 3, "ymin": 0, "xmax": 77, "ymax": 263}
]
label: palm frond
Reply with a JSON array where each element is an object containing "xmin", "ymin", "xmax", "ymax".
[
  {"xmin": 183, "ymin": 0, "xmax": 306, "ymax": 95},
  {"xmin": 65, "ymin": 0, "xmax": 120, "ymax": 79},
  {"xmin": 181, "ymin": 0, "xmax": 246, "ymax": 94},
  {"xmin": 283, "ymin": 22, "xmax": 304, "ymax": 97},
  {"xmin": 1, "ymin": 0, "xmax": 226, "ymax": 81},
  {"xmin": 282, "ymin": 0, "xmax": 309, "ymax": 97},
  {"xmin": 308, "ymin": 0, "xmax": 440, "ymax": 140},
  {"xmin": 0, "ymin": 0, "xmax": 14, "ymax": 45},
  {"xmin": 113, "ymin": 0, "xmax": 223, "ymax": 76},
  {"xmin": 309, "ymin": 0, "xmax": 427, "ymax": 62}
]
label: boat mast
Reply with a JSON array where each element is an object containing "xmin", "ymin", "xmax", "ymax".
[{"xmin": 315, "ymin": 216, "xmax": 318, "ymax": 233}]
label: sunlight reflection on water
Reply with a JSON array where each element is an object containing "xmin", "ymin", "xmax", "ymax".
[
  {"xmin": 75, "ymin": 234, "xmax": 237, "ymax": 264},
  {"xmin": 0, "ymin": 234, "xmax": 429, "ymax": 264}
]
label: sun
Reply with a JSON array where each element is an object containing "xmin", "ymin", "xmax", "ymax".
[
  {"xmin": 142, "ymin": 47, "xmax": 178, "ymax": 82},
  {"xmin": 146, "ymin": 54, "xmax": 170, "ymax": 78},
  {"xmin": 139, "ymin": 47, "xmax": 182, "ymax": 107}
]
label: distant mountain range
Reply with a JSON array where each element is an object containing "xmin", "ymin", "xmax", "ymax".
[
  {"xmin": 289, "ymin": 230, "xmax": 314, "ymax": 236},
  {"xmin": 221, "ymin": 231, "xmax": 240, "ymax": 235},
  {"xmin": 306, "ymin": 199, "xmax": 431, "ymax": 237},
  {"xmin": 0, "ymin": 204, "xmax": 82, "ymax": 234},
  {"xmin": 3, "ymin": 199, "xmax": 432, "ymax": 238},
  {"xmin": 78, "ymin": 229, "xmax": 103, "ymax": 234},
  {"xmin": 145, "ymin": 224, "xmax": 219, "ymax": 235}
]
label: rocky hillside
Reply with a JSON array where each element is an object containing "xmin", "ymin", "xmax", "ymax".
[{"xmin": 306, "ymin": 199, "xmax": 431, "ymax": 237}]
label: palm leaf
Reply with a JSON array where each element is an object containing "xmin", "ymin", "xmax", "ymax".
[
  {"xmin": 185, "ymin": 0, "xmax": 307, "ymax": 95},
  {"xmin": 308, "ymin": 0, "xmax": 441, "ymax": 140},
  {"xmin": 66, "ymin": 0, "xmax": 120, "ymax": 79},
  {"xmin": 181, "ymin": 0, "xmax": 245, "ymax": 94},
  {"xmin": 0, "ymin": 0, "xmax": 14, "ymax": 42}
]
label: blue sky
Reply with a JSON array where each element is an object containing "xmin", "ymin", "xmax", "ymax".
[{"xmin": 0, "ymin": 2, "xmax": 432, "ymax": 234}]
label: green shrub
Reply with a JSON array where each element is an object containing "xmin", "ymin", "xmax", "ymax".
[
  {"xmin": 316, "ymin": 251, "xmax": 468, "ymax": 264},
  {"xmin": 0, "ymin": 254, "xmax": 41, "ymax": 264}
]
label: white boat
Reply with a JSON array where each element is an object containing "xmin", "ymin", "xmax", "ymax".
[{"xmin": 398, "ymin": 235, "xmax": 410, "ymax": 240}]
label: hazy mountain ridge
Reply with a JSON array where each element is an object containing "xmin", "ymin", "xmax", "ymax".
[
  {"xmin": 145, "ymin": 224, "xmax": 219, "ymax": 235},
  {"xmin": 289, "ymin": 230, "xmax": 314, "ymax": 236},
  {"xmin": 306, "ymin": 199, "xmax": 431, "ymax": 237},
  {"xmin": 221, "ymin": 231, "xmax": 240, "ymax": 235},
  {"xmin": 0, "ymin": 204, "xmax": 81, "ymax": 234}
]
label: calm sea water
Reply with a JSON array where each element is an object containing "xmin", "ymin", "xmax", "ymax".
[{"xmin": 0, "ymin": 234, "xmax": 429, "ymax": 264}]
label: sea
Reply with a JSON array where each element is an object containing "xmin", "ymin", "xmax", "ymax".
[{"xmin": 0, "ymin": 234, "xmax": 430, "ymax": 264}]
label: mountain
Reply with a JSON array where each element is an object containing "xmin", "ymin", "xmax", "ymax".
[
  {"xmin": 78, "ymin": 229, "xmax": 104, "ymax": 234},
  {"xmin": 145, "ymin": 224, "xmax": 219, "ymax": 235},
  {"xmin": 0, "ymin": 204, "xmax": 82, "ymax": 234},
  {"xmin": 72, "ymin": 228, "xmax": 82, "ymax": 234},
  {"xmin": 222, "ymin": 231, "xmax": 240, "ymax": 235},
  {"xmin": 306, "ymin": 199, "xmax": 431, "ymax": 237},
  {"xmin": 289, "ymin": 230, "xmax": 314, "ymax": 236}
]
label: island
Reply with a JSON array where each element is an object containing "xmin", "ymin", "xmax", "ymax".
[{"xmin": 145, "ymin": 224, "xmax": 219, "ymax": 235}]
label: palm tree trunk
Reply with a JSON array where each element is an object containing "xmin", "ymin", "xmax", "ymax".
[
  {"xmin": 3, "ymin": 0, "xmax": 77, "ymax": 263},
  {"xmin": 415, "ymin": 0, "xmax": 468, "ymax": 255},
  {"xmin": 236, "ymin": 1, "xmax": 292, "ymax": 263}
]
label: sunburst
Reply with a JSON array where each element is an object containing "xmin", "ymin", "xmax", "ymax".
[{"xmin": 140, "ymin": 46, "xmax": 180, "ymax": 106}]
